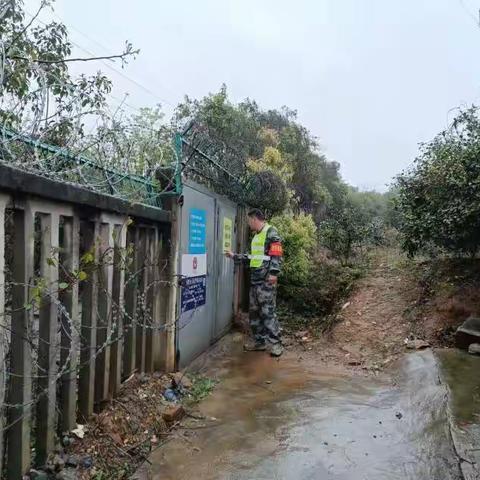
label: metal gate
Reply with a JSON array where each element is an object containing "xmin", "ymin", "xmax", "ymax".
[
  {"xmin": 214, "ymin": 199, "xmax": 237, "ymax": 339},
  {"xmin": 177, "ymin": 182, "xmax": 237, "ymax": 367}
]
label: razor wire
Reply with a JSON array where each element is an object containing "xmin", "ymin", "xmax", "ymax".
[
  {"xmin": 0, "ymin": 26, "xmax": 179, "ymax": 208},
  {"xmin": 0, "ymin": 230, "xmax": 209, "ymax": 438}
]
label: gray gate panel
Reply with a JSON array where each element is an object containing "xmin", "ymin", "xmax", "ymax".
[
  {"xmin": 214, "ymin": 200, "xmax": 237, "ymax": 339},
  {"xmin": 178, "ymin": 185, "xmax": 216, "ymax": 367}
]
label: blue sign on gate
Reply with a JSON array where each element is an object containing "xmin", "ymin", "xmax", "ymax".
[
  {"xmin": 181, "ymin": 275, "xmax": 207, "ymax": 313},
  {"xmin": 189, "ymin": 208, "xmax": 207, "ymax": 254}
]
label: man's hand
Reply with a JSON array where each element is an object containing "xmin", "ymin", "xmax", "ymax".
[
  {"xmin": 267, "ymin": 275, "xmax": 278, "ymax": 285},
  {"xmin": 225, "ymin": 250, "xmax": 234, "ymax": 259}
]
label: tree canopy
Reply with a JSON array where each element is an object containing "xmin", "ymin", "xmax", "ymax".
[
  {"xmin": 0, "ymin": 0, "xmax": 136, "ymax": 144},
  {"xmin": 395, "ymin": 107, "xmax": 480, "ymax": 257},
  {"xmin": 172, "ymin": 85, "xmax": 346, "ymax": 217},
  {"xmin": 1, "ymin": 1, "xmax": 390, "ymax": 260}
]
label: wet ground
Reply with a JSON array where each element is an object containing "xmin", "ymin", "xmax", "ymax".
[
  {"xmin": 437, "ymin": 349, "xmax": 480, "ymax": 479},
  {"xmin": 140, "ymin": 334, "xmax": 480, "ymax": 480}
]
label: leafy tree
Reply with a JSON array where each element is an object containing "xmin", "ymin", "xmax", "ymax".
[
  {"xmin": 319, "ymin": 202, "xmax": 369, "ymax": 264},
  {"xmin": 272, "ymin": 212, "xmax": 317, "ymax": 286},
  {"xmin": 247, "ymin": 146, "xmax": 293, "ymax": 181},
  {"xmin": 0, "ymin": 0, "xmax": 136, "ymax": 143},
  {"xmin": 347, "ymin": 187, "xmax": 390, "ymax": 222},
  {"xmin": 279, "ymin": 123, "xmax": 329, "ymax": 213},
  {"xmin": 173, "ymin": 85, "xmax": 346, "ymax": 217},
  {"xmin": 173, "ymin": 85, "xmax": 260, "ymax": 163},
  {"xmin": 383, "ymin": 188, "xmax": 401, "ymax": 229},
  {"xmin": 395, "ymin": 106, "xmax": 480, "ymax": 256}
]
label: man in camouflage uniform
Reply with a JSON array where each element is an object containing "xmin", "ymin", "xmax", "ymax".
[{"xmin": 226, "ymin": 209, "xmax": 284, "ymax": 357}]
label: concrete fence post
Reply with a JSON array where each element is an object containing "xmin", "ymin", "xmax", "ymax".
[
  {"xmin": 109, "ymin": 222, "xmax": 127, "ymax": 396},
  {"xmin": 35, "ymin": 211, "xmax": 60, "ymax": 465},
  {"xmin": 78, "ymin": 220, "xmax": 100, "ymax": 420},
  {"xmin": 123, "ymin": 227, "xmax": 139, "ymax": 378},
  {"xmin": 94, "ymin": 222, "xmax": 114, "ymax": 407},
  {"xmin": 59, "ymin": 214, "xmax": 80, "ymax": 433},
  {"xmin": 135, "ymin": 228, "xmax": 148, "ymax": 374},
  {"xmin": 7, "ymin": 204, "xmax": 35, "ymax": 478},
  {"xmin": 165, "ymin": 201, "xmax": 180, "ymax": 372},
  {"xmin": 0, "ymin": 194, "xmax": 9, "ymax": 475}
]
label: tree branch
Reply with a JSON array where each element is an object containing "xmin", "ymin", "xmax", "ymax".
[
  {"xmin": 8, "ymin": 0, "xmax": 49, "ymax": 51},
  {"xmin": 7, "ymin": 51, "xmax": 138, "ymax": 65}
]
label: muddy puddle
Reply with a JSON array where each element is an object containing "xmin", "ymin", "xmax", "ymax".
[
  {"xmin": 437, "ymin": 349, "xmax": 480, "ymax": 480},
  {"xmin": 141, "ymin": 335, "xmax": 478, "ymax": 480}
]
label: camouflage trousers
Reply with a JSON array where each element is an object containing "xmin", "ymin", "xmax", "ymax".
[{"xmin": 249, "ymin": 282, "xmax": 281, "ymax": 345}]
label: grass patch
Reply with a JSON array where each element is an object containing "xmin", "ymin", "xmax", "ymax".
[
  {"xmin": 92, "ymin": 467, "xmax": 129, "ymax": 480},
  {"xmin": 184, "ymin": 375, "xmax": 217, "ymax": 406}
]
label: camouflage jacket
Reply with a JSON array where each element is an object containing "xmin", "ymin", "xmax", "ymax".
[{"xmin": 234, "ymin": 225, "xmax": 283, "ymax": 284}]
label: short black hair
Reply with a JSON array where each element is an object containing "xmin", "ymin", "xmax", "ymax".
[{"xmin": 247, "ymin": 208, "xmax": 266, "ymax": 221}]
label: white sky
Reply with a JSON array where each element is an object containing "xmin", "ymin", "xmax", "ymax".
[{"xmin": 24, "ymin": 0, "xmax": 480, "ymax": 191}]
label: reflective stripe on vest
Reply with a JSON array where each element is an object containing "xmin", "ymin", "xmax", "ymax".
[{"xmin": 250, "ymin": 224, "xmax": 270, "ymax": 268}]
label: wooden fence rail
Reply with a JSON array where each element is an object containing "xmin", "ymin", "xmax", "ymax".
[{"xmin": 0, "ymin": 165, "xmax": 173, "ymax": 479}]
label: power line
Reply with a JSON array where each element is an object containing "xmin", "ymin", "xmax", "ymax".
[
  {"xmin": 68, "ymin": 37, "xmax": 178, "ymax": 109},
  {"xmin": 457, "ymin": 0, "xmax": 480, "ymax": 28},
  {"xmin": 23, "ymin": 7, "xmax": 179, "ymax": 109},
  {"xmin": 50, "ymin": 10, "xmax": 180, "ymax": 108}
]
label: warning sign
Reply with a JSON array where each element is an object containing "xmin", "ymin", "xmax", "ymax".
[
  {"xmin": 181, "ymin": 253, "xmax": 207, "ymax": 277},
  {"xmin": 223, "ymin": 217, "xmax": 233, "ymax": 251},
  {"xmin": 181, "ymin": 275, "xmax": 206, "ymax": 313}
]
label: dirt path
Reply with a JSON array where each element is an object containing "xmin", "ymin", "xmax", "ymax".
[{"xmin": 299, "ymin": 249, "xmax": 422, "ymax": 372}]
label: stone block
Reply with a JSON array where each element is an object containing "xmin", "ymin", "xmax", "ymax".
[{"xmin": 455, "ymin": 317, "xmax": 480, "ymax": 349}]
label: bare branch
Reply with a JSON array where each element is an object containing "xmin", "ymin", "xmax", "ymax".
[{"xmin": 7, "ymin": 51, "xmax": 139, "ymax": 65}]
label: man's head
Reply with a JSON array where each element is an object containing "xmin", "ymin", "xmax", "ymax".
[{"xmin": 247, "ymin": 209, "xmax": 266, "ymax": 232}]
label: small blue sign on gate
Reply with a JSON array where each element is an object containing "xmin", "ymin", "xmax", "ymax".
[
  {"xmin": 189, "ymin": 208, "xmax": 207, "ymax": 254},
  {"xmin": 181, "ymin": 275, "xmax": 207, "ymax": 313}
]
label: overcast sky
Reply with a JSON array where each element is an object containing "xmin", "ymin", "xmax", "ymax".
[{"xmin": 25, "ymin": 0, "xmax": 480, "ymax": 191}]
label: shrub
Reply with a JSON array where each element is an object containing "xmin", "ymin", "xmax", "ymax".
[
  {"xmin": 395, "ymin": 106, "xmax": 480, "ymax": 257},
  {"xmin": 319, "ymin": 205, "xmax": 368, "ymax": 263},
  {"xmin": 245, "ymin": 170, "xmax": 289, "ymax": 217},
  {"xmin": 279, "ymin": 258, "xmax": 364, "ymax": 318},
  {"xmin": 271, "ymin": 212, "xmax": 317, "ymax": 286},
  {"xmin": 271, "ymin": 212, "xmax": 364, "ymax": 322}
]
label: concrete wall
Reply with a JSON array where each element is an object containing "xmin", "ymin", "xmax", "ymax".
[{"xmin": 0, "ymin": 164, "xmax": 172, "ymax": 478}]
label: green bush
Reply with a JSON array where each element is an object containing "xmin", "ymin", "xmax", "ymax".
[
  {"xmin": 271, "ymin": 212, "xmax": 317, "ymax": 286},
  {"xmin": 245, "ymin": 170, "xmax": 289, "ymax": 217},
  {"xmin": 272, "ymin": 212, "xmax": 364, "ymax": 322},
  {"xmin": 279, "ymin": 259, "xmax": 363, "ymax": 318},
  {"xmin": 319, "ymin": 205, "xmax": 368, "ymax": 263},
  {"xmin": 395, "ymin": 106, "xmax": 480, "ymax": 257}
]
